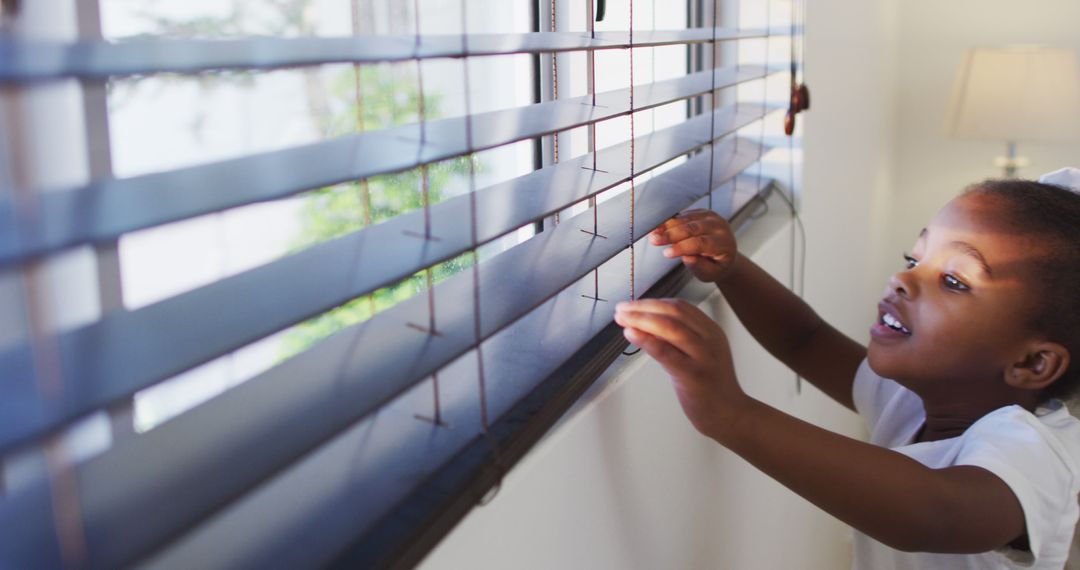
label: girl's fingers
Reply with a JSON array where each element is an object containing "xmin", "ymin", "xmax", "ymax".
[
  {"xmin": 663, "ymin": 235, "xmax": 734, "ymax": 260},
  {"xmin": 649, "ymin": 210, "xmax": 721, "ymax": 244},
  {"xmin": 613, "ymin": 310, "xmax": 702, "ymax": 351},
  {"xmin": 651, "ymin": 217, "xmax": 729, "ymax": 246},
  {"xmin": 674, "ymin": 208, "xmax": 715, "ymax": 219},
  {"xmin": 614, "ymin": 299, "xmax": 716, "ymax": 351},
  {"xmin": 649, "ymin": 210, "xmax": 716, "ymax": 236},
  {"xmin": 615, "ymin": 298, "xmax": 690, "ymax": 318},
  {"xmin": 615, "ymin": 298, "xmax": 710, "ymax": 322},
  {"xmin": 623, "ymin": 327, "xmax": 693, "ymax": 375}
]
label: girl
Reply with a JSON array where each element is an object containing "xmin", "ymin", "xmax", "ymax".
[{"xmin": 613, "ymin": 170, "xmax": 1080, "ymax": 569}]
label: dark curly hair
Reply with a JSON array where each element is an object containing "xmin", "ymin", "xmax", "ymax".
[{"xmin": 965, "ymin": 178, "xmax": 1080, "ymax": 402}]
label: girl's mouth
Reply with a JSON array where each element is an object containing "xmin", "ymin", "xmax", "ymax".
[
  {"xmin": 871, "ymin": 302, "xmax": 912, "ymax": 340},
  {"xmin": 880, "ymin": 311, "xmax": 911, "ymax": 335}
]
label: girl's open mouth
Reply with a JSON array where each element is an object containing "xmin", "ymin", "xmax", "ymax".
[
  {"xmin": 880, "ymin": 311, "xmax": 911, "ymax": 335},
  {"xmin": 871, "ymin": 302, "xmax": 912, "ymax": 340}
]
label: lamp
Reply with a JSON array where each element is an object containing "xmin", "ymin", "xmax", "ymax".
[{"xmin": 945, "ymin": 46, "xmax": 1080, "ymax": 177}]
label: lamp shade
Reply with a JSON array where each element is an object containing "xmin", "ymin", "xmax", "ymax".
[{"xmin": 945, "ymin": 46, "xmax": 1080, "ymax": 143}]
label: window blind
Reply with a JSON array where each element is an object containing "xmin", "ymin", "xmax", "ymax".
[{"xmin": 0, "ymin": 0, "xmax": 797, "ymax": 567}]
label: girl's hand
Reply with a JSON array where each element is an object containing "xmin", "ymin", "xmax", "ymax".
[
  {"xmin": 649, "ymin": 209, "xmax": 738, "ymax": 283},
  {"xmin": 614, "ymin": 298, "xmax": 750, "ymax": 441}
]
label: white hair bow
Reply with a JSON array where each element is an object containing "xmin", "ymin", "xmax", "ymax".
[{"xmin": 1039, "ymin": 167, "xmax": 1080, "ymax": 193}]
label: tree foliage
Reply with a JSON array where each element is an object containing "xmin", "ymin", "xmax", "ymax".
[
  {"xmin": 118, "ymin": 0, "xmax": 478, "ymax": 360},
  {"xmin": 280, "ymin": 54, "xmax": 476, "ymax": 359}
]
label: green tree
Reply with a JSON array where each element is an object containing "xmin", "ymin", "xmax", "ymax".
[
  {"xmin": 116, "ymin": 0, "xmax": 477, "ymax": 359},
  {"xmin": 280, "ymin": 64, "xmax": 475, "ymax": 359}
]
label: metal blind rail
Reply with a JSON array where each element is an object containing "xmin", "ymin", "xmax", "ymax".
[
  {"xmin": 0, "ymin": 64, "xmax": 781, "ymax": 266},
  {"xmin": 0, "ymin": 139, "xmax": 765, "ymax": 570},
  {"xmin": 0, "ymin": 104, "xmax": 777, "ymax": 454},
  {"xmin": 0, "ymin": 27, "xmax": 786, "ymax": 82}
]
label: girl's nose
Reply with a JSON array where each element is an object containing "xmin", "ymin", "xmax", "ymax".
[{"xmin": 888, "ymin": 269, "xmax": 916, "ymax": 299}]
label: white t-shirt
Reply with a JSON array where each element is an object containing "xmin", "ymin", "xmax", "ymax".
[{"xmin": 851, "ymin": 359, "xmax": 1080, "ymax": 569}]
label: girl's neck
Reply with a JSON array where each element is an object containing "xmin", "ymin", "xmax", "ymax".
[
  {"xmin": 916, "ymin": 392, "xmax": 1040, "ymax": 443},
  {"xmin": 914, "ymin": 416, "xmax": 978, "ymax": 443}
]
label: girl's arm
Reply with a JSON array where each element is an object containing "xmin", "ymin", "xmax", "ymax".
[
  {"xmin": 728, "ymin": 399, "xmax": 1026, "ymax": 552},
  {"xmin": 614, "ymin": 299, "xmax": 1026, "ymax": 552},
  {"xmin": 650, "ymin": 210, "xmax": 866, "ymax": 410}
]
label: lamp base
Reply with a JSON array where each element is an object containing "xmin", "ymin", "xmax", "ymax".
[
  {"xmin": 993, "ymin": 141, "xmax": 1029, "ymax": 178},
  {"xmin": 993, "ymin": 156, "xmax": 1030, "ymax": 178}
]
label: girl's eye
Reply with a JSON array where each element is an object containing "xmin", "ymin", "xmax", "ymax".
[
  {"xmin": 902, "ymin": 253, "xmax": 918, "ymax": 269},
  {"xmin": 942, "ymin": 274, "xmax": 970, "ymax": 291}
]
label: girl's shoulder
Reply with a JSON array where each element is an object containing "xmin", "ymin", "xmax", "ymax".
[
  {"xmin": 953, "ymin": 402, "xmax": 1080, "ymax": 568},
  {"xmin": 964, "ymin": 400, "xmax": 1080, "ymax": 477}
]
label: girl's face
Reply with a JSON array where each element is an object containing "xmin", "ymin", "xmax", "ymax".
[{"xmin": 867, "ymin": 192, "xmax": 1046, "ymax": 399}]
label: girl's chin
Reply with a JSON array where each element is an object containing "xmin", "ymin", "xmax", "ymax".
[
  {"xmin": 865, "ymin": 355, "xmax": 922, "ymax": 394},
  {"xmin": 866, "ymin": 346, "xmax": 908, "ymax": 381}
]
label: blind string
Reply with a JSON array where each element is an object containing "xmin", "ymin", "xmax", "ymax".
[
  {"xmin": 733, "ymin": 0, "xmax": 742, "ymax": 158},
  {"xmin": 586, "ymin": 0, "xmax": 599, "ymax": 176},
  {"xmin": 350, "ymin": 0, "xmax": 376, "ymax": 317},
  {"xmin": 651, "ymin": 0, "xmax": 656, "ymax": 134},
  {"xmin": 787, "ymin": 0, "xmax": 806, "ymax": 394},
  {"xmin": 415, "ymin": 4, "xmax": 438, "ymax": 338},
  {"xmin": 413, "ymin": 0, "xmax": 433, "ymax": 240},
  {"xmin": 581, "ymin": 0, "xmax": 606, "ymax": 303},
  {"xmin": 789, "ymin": 0, "xmax": 796, "ymax": 112},
  {"xmin": 6, "ymin": 60, "xmax": 89, "ymax": 565},
  {"xmin": 706, "ymin": 0, "xmax": 719, "ymax": 211},
  {"xmin": 459, "ymin": 2, "xmax": 490, "ymax": 433},
  {"xmin": 550, "ymin": 0, "xmax": 560, "ymax": 225},
  {"xmin": 753, "ymin": 0, "xmax": 770, "ymax": 194},
  {"xmin": 27, "ymin": 264, "xmax": 87, "ymax": 565},
  {"xmin": 797, "ymin": 0, "xmax": 807, "ymax": 88},
  {"xmin": 413, "ymin": 0, "xmax": 427, "ymax": 146},
  {"xmin": 460, "ymin": 0, "xmax": 507, "ymax": 506},
  {"xmin": 7, "ymin": 125, "xmax": 62, "ymax": 398},
  {"xmin": 628, "ymin": 0, "xmax": 635, "ymax": 301},
  {"xmin": 7, "ymin": 72, "xmax": 90, "ymax": 570},
  {"xmin": 405, "ymin": 0, "xmax": 446, "ymax": 427},
  {"xmin": 783, "ymin": 0, "xmax": 808, "ymax": 136},
  {"xmin": 621, "ymin": 0, "xmax": 642, "ymax": 357}
]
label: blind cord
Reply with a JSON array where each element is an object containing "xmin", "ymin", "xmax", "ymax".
[
  {"xmin": 458, "ymin": 0, "xmax": 507, "ymax": 506},
  {"xmin": 754, "ymin": 0, "xmax": 770, "ymax": 196},
  {"xmin": 622, "ymin": 0, "xmax": 641, "ymax": 357},
  {"xmin": 580, "ymin": 0, "xmax": 607, "ymax": 304},
  {"xmin": 706, "ymin": 0, "xmax": 718, "ymax": 211},
  {"xmin": 350, "ymin": 0, "xmax": 377, "ymax": 317},
  {"xmin": 550, "ymin": 0, "xmax": 560, "ymax": 225},
  {"xmin": 786, "ymin": 0, "xmax": 808, "ymax": 394},
  {"xmin": 629, "ymin": 0, "xmax": 635, "ymax": 304},
  {"xmin": 407, "ymin": 0, "xmax": 447, "ymax": 428}
]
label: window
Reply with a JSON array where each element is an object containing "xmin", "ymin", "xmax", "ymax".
[
  {"xmin": 102, "ymin": 0, "xmax": 536, "ymax": 431},
  {"xmin": 0, "ymin": 0, "xmax": 797, "ymax": 567}
]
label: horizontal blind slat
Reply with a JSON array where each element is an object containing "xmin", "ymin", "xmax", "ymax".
[
  {"xmin": 0, "ymin": 140, "xmax": 767, "ymax": 570},
  {"xmin": 0, "ymin": 28, "xmax": 787, "ymax": 81},
  {"xmin": 0, "ymin": 104, "xmax": 777, "ymax": 454},
  {"xmin": 0, "ymin": 64, "xmax": 781, "ymax": 266}
]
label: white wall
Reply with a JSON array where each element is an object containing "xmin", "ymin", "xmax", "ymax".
[
  {"xmin": 418, "ymin": 0, "xmax": 900, "ymax": 564},
  {"xmin": 889, "ymin": 0, "xmax": 1080, "ymax": 259}
]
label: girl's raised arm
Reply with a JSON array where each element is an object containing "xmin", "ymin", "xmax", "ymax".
[
  {"xmin": 650, "ymin": 210, "xmax": 865, "ymax": 409},
  {"xmin": 614, "ymin": 299, "xmax": 1026, "ymax": 553}
]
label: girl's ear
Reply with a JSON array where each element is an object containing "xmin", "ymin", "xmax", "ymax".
[{"xmin": 1006, "ymin": 342, "xmax": 1070, "ymax": 391}]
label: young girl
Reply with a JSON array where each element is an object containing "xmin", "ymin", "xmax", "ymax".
[{"xmin": 613, "ymin": 170, "xmax": 1080, "ymax": 569}]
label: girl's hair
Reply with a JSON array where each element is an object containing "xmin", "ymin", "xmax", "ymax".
[{"xmin": 965, "ymin": 179, "xmax": 1080, "ymax": 402}]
